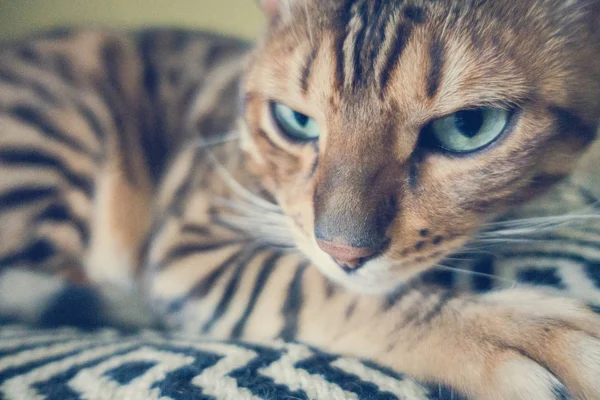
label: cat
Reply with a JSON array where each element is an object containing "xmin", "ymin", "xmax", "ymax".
[{"xmin": 0, "ymin": 0, "xmax": 600, "ymax": 398}]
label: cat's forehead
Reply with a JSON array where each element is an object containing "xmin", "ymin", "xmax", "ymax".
[
  {"xmin": 251, "ymin": 0, "xmax": 598, "ymax": 125},
  {"xmin": 279, "ymin": 0, "xmax": 586, "ymax": 102}
]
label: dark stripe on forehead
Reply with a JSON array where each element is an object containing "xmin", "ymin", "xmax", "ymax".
[
  {"xmin": 351, "ymin": 1, "xmax": 370, "ymax": 90},
  {"xmin": 355, "ymin": 0, "xmax": 393, "ymax": 89},
  {"xmin": 300, "ymin": 47, "xmax": 318, "ymax": 94},
  {"xmin": 380, "ymin": 23, "xmax": 413, "ymax": 92},
  {"xmin": 426, "ymin": 37, "xmax": 445, "ymax": 98},
  {"xmin": 404, "ymin": 6, "xmax": 426, "ymax": 24},
  {"xmin": 334, "ymin": 0, "xmax": 357, "ymax": 90}
]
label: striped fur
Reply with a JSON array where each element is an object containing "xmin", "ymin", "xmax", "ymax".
[{"xmin": 1, "ymin": 0, "xmax": 600, "ymax": 398}]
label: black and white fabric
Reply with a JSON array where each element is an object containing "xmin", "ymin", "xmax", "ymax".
[{"xmin": 0, "ymin": 322, "xmax": 462, "ymax": 400}]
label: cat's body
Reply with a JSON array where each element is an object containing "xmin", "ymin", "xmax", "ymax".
[{"xmin": 1, "ymin": 1, "xmax": 600, "ymax": 399}]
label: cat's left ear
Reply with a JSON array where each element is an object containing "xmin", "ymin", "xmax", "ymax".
[
  {"xmin": 258, "ymin": 0, "xmax": 281, "ymax": 18},
  {"xmin": 258, "ymin": 0, "xmax": 294, "ymax": 19}
]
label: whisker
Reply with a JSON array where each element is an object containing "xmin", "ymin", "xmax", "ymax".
[
  {"xmin": 434, "ymin": 264, "xmax": 518, "ymax": 287},
  {"xmin": 482, "ymin": 212, "xmax": 600, "ymax": 230},
  {"xmin": 303, "ymin": 0, "xmax": 314, "ymax": 48},
  {"xmin": 470, "ymin": 237, "xmax": 547, "ymax": 244},
  {"xmin": 200, "ymin": 133, "xmax": 280, "ymax": 212},
  {"xmin": 189, "ymin": 132, "xmax": 240, "ymax": 150}
]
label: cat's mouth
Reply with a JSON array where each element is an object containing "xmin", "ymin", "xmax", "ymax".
[
  {"xmin": 315, "ymin": 237, "xmax": 391, "ymax": 274},
  {"xmin": 291, "ymin": 233, "xmax": 435, "ymax": 294}
]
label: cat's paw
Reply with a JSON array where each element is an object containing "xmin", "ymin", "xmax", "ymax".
[{"xmin": 446, "ymin": 289, "xmax": 600, "ymax": 400}]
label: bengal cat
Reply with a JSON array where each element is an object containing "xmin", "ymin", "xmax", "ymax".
[{"xmin": 1, "ymin": 0, "xmax": 600, "ymax": 398}]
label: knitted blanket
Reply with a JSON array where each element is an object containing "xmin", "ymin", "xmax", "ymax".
[{"xmin": 0, "ymin": 322, "xmax": 460, "ymax": 400}]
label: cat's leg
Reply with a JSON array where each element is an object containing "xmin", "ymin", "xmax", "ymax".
[
  {"xmin": 146, "ymin": 211, "xmax": 600, "ymax": 399},
  {"xmin": 306, "ymin": 286, "xmax": 600, "ymax": 400}
]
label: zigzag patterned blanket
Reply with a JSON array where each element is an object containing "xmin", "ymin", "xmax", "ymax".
[{"xmin": 0, "ymin": 323, "xmax": 461, "ymax": 400}]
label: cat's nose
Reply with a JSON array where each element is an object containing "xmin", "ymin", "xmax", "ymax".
[{"xmin": 316, "ymin": 239, "xmax": 382, "ymax": 272}]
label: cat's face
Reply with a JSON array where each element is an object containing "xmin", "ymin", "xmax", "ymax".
[{"xmin": 241, "ymin": 0, "xmax": 600, "ymax": 293}]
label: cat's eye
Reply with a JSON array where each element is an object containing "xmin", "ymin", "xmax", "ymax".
[
  {"xmin": 426, "ymin": 108, "xmax": 511, "ymax": 153},
  {"xmin": 271, "ymin": 102, "xmax": 320, "ymax": 142}
]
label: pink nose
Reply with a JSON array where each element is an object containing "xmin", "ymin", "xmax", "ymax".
[{"xmin": 316, "ymin": 239, "xmax": 379, "ymax": 270}]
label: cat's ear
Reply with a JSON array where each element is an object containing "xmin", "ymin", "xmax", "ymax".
[
  {"xmin": 258, "ymin": 0, "xmax": 282, "ymax": 17},
  {"xmin": 258, "ymin": 0, "xmax": 293, "ymax": 19}
]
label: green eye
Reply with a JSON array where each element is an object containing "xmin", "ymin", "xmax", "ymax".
[
  {"xmin": 271, "ymin": 102, "xmax": 320, "ymax": 142},
  {"xmin": 428, "ymin": 108, "xmax": 510, "ymax": 153}
]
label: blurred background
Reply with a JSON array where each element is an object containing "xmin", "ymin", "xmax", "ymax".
[{"xmin": 0, "ymin": 0, "xmax": 265, "ymax": 41}]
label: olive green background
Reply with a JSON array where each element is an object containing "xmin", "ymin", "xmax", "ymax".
[{"xmin": 0, "ymin": 0, "xmax": 265, "ymax": 40}]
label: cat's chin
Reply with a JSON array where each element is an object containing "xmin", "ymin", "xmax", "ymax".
[
  {"xmin": 298, "ymin": 242, "xmax": 425, "ymax": 295},
  {"xmin": 328, "ymin": 260, "xmax": 430, "ymax": 295}
]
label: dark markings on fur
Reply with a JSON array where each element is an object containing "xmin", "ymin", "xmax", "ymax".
[
  {"xmin": 0, "ymin": 69, "xmax": 61, "ymax": 104},
  {"xmin": 325, "ymin": 281, "xmax": 336, "ymax": 298},
  {"xmin": 549, "ymin": 106, "xmax": 597, "ymax": 146},
  {"xmin": 404, "ymin": 6, "xmax": 426, "ymax": 24},
  {"xmin": 202, "ymin": 43, "xmax": 230, "ymax": 69},
  {"xmin": 35, "ymin": 203, "xmax": 90, "ymax": 246},
  {"xmin": 195, "ymin": 74, "xmax": 242, "ymax": 138},
  {"xmin": 383, "ymin": 285, "xmax": 411, "ymax": 310},
  {"xmin": 0, "ymin": 149, "xmax": 94, "ymax": 197},
  {"xmin": 102, "ymin": 40, "xmax": 127, "ymax": 96},
  {"xmin": 432, "ymin": 236, "xmax": 444, "ymax": 245},
  {"xmin": 415, "ymin": 241, "xmax": 426, "ymax": 250},
  {"xmin": 300, "ymin": 47, "xmax": 318, "ymax": 94},
  {"xmin": 163, "ymin": 149, "xmax": 203, "ymax": 218},
  {"xmin": 15, "ymin": 46, "xmax": 42, "ymax": 64},
  {"xmin": 426, "ymin": 37, "xmax": 444, "ymax": 98},
  {"xmin": 368, "ymin": 3, "xmax": 392, "ymax": 71},
  {"xmin": 345, "ymin": 299, "xmax": 358, "ymax": 320},
  {"xmin": 74, "ymin": 103, "xmax": 106, "ymax": 147},
  {"xmin": 157, "ymin": 240, "xmax": 244, "ymax": 271},
  {"xmin": 230, "ymin": 251, "xmax": 283, "ymax": 338},
  {"xmin": 517, "ymin": 267, "xmax": 565, "ymax": 289},
  {"xmin": 179, "ymin": 81, "xmax": 204, "ymax": 119},
  {"xmin": 419, "ymin": 229, "xmax": 430, "ymax": 237},
  {"xmin": 334, "ymin": 0, "xmax": 357, "ymax": 89},
  {"xmin": 380, "ymin": 23, "xmax": 412, "ymax": 93},
  {"xmin": 188, "ymin": 249, "xmax": 247, "ymax": 299},
  {"xmin": 351, "ymin": 1, "xmax": 370, "ymax": 90},
  {"xmin": 202, "ymin": 246, "xmax": 268, "ymax": 334},
  {"xmin": 258, "ymin": 128, "xmax": 284, "ymax": 151},
  {"xmin": 472, "ymin": 254, "xmax": 495, "ymax": 292},
  {"xmin": 182, "ymin": 224, "xmax": 211, "ymax": 237},
  {"xmin": 99, "ymin": 41, "xmax": 137, "ymax": 183},
  {"xmin": 52, "ymin": 54, "xmax": 76, "ymax": 84},
  {"xmin": 309, "ymin": 144, "xmax": 319, "ymax": 179},
  {"xmin": 279, "ymin": 262, "xmax": 309, "ymax": 341},
  {"xmin": 0, "ymin": 239, "xmax": 56, "ymax": 270},
  {"xmin": 408, "ymin": 150, "xmax": 424, "ymax": 190},
  {"xmin": 0, "ymin": 186, "xmax": 58, "ymax": 212},
  {"xmin": 419, "ymin": 291, "xmax": 454, "ymax": 324},
  {"xmin": 138, "ymin": 32, "xmax": 169, "ymax": 184},
  {"xmin": 8, "ymin": 106, "xmax": 92, "ymax": 154}
]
